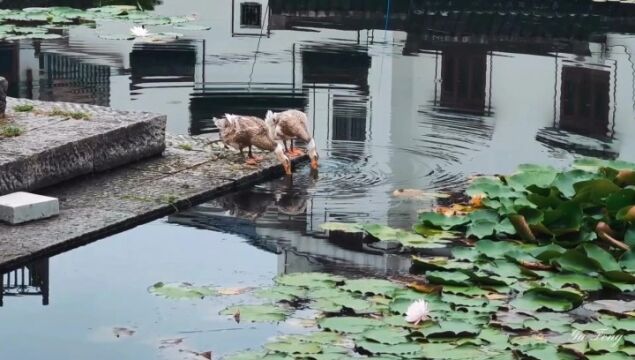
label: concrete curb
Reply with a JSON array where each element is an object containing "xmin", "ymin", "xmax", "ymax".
[{"xmin": 0, "ymin": 98, "xmax": 166, "ymax": 195}]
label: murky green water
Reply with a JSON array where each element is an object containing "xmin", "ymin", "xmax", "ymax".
[{"xmin": 2, "ymin": 0, "xmax": 635, "ymax": 358}]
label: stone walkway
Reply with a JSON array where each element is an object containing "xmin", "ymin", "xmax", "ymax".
[{"xmin": 0, "ymin": 134, "xmax": 307, "ymax": 272}]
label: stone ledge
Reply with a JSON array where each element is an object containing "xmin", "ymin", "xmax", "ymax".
[
  {"xmin": 0, "ymin": 97, "xmax": 166, "ymax": 195},
  {"xmin": 0, "ymin": 135, "xmax": 308, "ymax": 272}
]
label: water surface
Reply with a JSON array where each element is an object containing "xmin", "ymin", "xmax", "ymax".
[{"xmin": 3, "ymin": 0, "xmax": 635, "ymax": 358}]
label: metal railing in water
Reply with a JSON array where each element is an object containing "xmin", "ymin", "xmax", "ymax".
[{"xmin": 0, "ymin": 258, "xmax": 49, "ymax": 306}]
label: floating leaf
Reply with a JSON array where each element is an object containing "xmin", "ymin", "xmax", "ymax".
[
  {"xmin": 173, "ymin": 24, "xmax": 211, "ymax": 31},
  {"xmin": 553, "ymin": 250, "xmax": 599, "ymax": 274},
  {"xmin": 340, "ymin": 278, "xmax": 401, "ymax": 297},
  {"xmin": 355, "ymin": 341, "xmax": 422, "ymax": 355},
  {"xmin": 420, "ymin": 320, "xmax": 480, "ymax": 337},
  {"xmin": 319, "ymin": 316, "xmax": 382, "ymax": 333},
  {"xmin": 265, "ymin": 339, "xmax": 322, "ymax": 355},
  {"xmin": 362, "ymin": 328, "xmax": 409, "ymax": 345},
  {"xmin": 543, "ymin": 273, "xmax": 602, "ymax": 292},
  {"xmin": 320, "ymin": 222, "xmax": 364, "ymax": 233},
  {"xmin": 425, "ymin": 271, "xmax": 471, "ymax": 286},
  {"xmin": 511, "ymin": 287, "xmax": 582, "ymax": 312},
  {"xmin": 466, "ymin": 219, "xmax": 497, "ymax": 239},
  {"xmin": 220, "ymin": 304, "xmax": 290, "ymax": 323},
  {"xmin": 418, "ymin": 212, "xmax": 468, "ymax": 230},
  {"xmin": 582, "ymin": 243, "xmax": 621, "ymax": 272},
  {"xmin": 573, "ymin": 179, "xmax": 621, "ymax": 205},
  {"xmin": 148, "ymin": 282, "xmax": 216, "ymax": 299},
  {"xmin": 275, "ymin": 272, "xmax": 344, "ymax": 288}
]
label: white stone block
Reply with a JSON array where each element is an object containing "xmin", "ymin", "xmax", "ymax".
[{"xmin": 0, "ymin": 192, "xmax": 59, "ymax": 225}]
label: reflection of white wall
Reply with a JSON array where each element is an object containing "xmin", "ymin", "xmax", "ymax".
[{"xmin": 606, "ymin": 34, "xmax": 635, "ymax": 162}]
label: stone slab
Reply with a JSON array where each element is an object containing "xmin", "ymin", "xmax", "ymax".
[
  {"xmin": 0, "ymin": 98, "xmax": 166, "ymax": 195},
  {"xmin": 0, "ymin": 134, "xmax": 308, "ymax": 271},
  {"xmin": 0, "ymin": 192, "xmax": 59, "ymax": 224}
]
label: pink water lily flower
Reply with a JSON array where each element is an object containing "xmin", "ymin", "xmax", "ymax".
[{"xmin": 405, "ymin": 299, "xmax": 429, "ymax": 325}]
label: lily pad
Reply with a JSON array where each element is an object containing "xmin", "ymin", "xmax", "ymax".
[
  {"xmin": 355, "ymin": 341, "xmax": 422, "ymax": 355},
  {"xmin": 511, "ymin": 287, "xmax": 582, "ymax": 312},
  {"xmin": 319, "ymin": 316, "xmax": 383, "ymax": 333},
  {"xmin": 148, "ymin": 282, "xmax": 216, "ymax": 299},
  {"xmin": 340, "ymin": 278, "xmax": 401, "ymax": 297},
  {"xmin": 173, "ymin": 24, "xmax": 211, "ymax": 31},
  {"xmin": 420, "ymin": 320, "xmax": 480, "ymax": 337},
  {"xmin": 321, "ymin": 222, "xmax": 364, "ymax": 233},
  {"xmin": 220, "ymin": 304, "xmax": 291, "ymax": 323},
  {"xmin": 362, "ymin": 328, "xmax": 410, "ymax": 345},
  {"xmin": 275, "ymin": 272, "xmax": 344, "ymax": 288}
]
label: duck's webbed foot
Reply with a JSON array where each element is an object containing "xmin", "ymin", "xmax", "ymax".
[
  {"xmin": 288, "ymin": 148, "xmax": 305, "ymax": 157},
  {"xmin": 245, "ymin": 158, "xmax": 259, "ymax": 166}
]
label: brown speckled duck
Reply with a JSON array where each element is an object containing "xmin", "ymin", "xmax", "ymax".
[
  {"xmin": 213, "ymin": 114, "xmax": 292, "ymax": 175},
  {"xmin": 265, "ymin": 109, "xmax": 319, "ymax": 170}
]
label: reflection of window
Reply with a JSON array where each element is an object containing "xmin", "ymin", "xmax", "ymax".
[
  {"xmin": 241, "ymin": 2, "xmax": 262, "ymax": 28},
  {"xmin": 333, "ymin": 98, "xmax": 366, "ymax": 141},
  {"xmin": 440, "ymin": 49, "xmax": 487, "ymax": 115},
  {"xmin": 560, "ymin": 66, "xmax": 609, "ymax": 138}
]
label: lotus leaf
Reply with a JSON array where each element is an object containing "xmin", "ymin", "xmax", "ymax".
[
  {"xmin": 417, "ymin": 212, "xmax": 469, "ymax": 230},
  {"xmin": 543, "ymin": 273, "xmax": 602, "ymax": 291},
  {"xmin": 320, "ymin": 222, "xmax": 364, "ymax": 233},
  {"xmin": 265, "ymin": 339, "xmax": 322, "ymax": 354},
  {"xmin": 425, "ymin": 271, "xmax": 471, "ymax": 286},
  {"xmin": 362, "ymin": 328, "xmax": 409, "ymax": 345},
  {"xmin": 511, "ymin": 287, "xmax": 582, "ymax": 312},
  {"xmin": 355, "ymin": 341, "xmax": 422, "ymax": 355},
  {"xmin": 319, "ymin": 316, "xmax": 384, "ymax": 334},
  {"xmin": 340, "ymin": 278, "xmax": 401, "ymax": 297},
  {"xmin": 420, "ymin": 320, "xmax": 480, "ymax": 337},
  {"xmin": 275, "ymin": 272, "xmax": 344, "ymax": 288},
  {"xmin": 148, "ymin": 282, "xmax": 216, "ymax": 299},
  {"xmin": 220, "ymin": 304, "xmax": 291, "ymax": 322}
]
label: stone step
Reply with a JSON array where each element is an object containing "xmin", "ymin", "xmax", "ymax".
[{"xmin": 0, "ymin": 98, "xmax": 166, "ymax": 195}]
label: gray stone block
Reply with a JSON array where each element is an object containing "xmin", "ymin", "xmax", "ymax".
[
  {"xmin": 0, "ymin": 98, "xmax": 166, "ymax": 195},
  {"xmin": 0, "ymin": 192, "xmax": 59, "ymax": 224}
]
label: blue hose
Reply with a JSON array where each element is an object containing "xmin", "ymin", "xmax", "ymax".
[{"xmin": 384, "ymin": 0, "xmax": 391, "ymax": 31}]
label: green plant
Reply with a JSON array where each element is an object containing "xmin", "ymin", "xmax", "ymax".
[
  {"xmin": 178, "ymin": 143, "xmax": 193, "ymax": 151},
  {"xmin": 13, "ymin": 104, "xmax": 34, "ymax": 112},
  {"xmin": 1, "ymin": 125, "xmax": 23, "ymax": 137},
  {"xmin": 49, "ymin": 108, "xmax": 90, "ymax": 120}
]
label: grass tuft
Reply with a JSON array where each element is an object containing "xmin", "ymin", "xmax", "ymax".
[
  {"xmin": 178, "ymin": 143, "xmax": 193, "ymax": 151},
  {"xmin": 1, "ymin": 125, "xmax": 24, "ymax": 137},
  {"xmin": 13, "ymin": 104, "xmax": 34, "ymax": 112},
  {"xmin": 49, "ymin": 108, "xmax": 91, "ymax": 120}
]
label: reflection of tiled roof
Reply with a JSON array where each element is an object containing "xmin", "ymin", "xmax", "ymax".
[
  {"xmin": 189, "ymin": 83, "xmax": 307, "ymax": 135},
  {"xmin": 270, "ymin": 0, "xmax": 635, "ymax": 36}
]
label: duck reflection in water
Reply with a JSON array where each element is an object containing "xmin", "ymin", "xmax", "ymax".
[{"xmin": 218, "ymin": 176, "xmax": 311, "ymax": 221}]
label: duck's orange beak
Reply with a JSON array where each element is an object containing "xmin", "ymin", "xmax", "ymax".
[
  {"xmin": 310, "ymin": 158, "xmax": 318, "ymax": 170},
  {"xmin": 283, "ymin": 162, "xmax": 292, "ymax": 175}
]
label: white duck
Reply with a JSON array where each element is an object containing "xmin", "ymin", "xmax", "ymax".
[
  {"xmin": 265, "ymin": 109, "xmax": 319, "ymax": 170},
  {"xmin": 214, "ymin": 114, "xmax": 292, "ymax": 175}
]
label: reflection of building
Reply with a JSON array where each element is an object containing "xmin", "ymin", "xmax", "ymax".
[
  {"xmin": 0, "ymin": 43, "xmax": 20, "ymax": 97},
  {"xmin": 536, "ymin": 59, "xmax": 618, "ymax": 158},
  {"xmin": 232, "ymin": 0, "xmax": 270, "ymax": 36},
  {"xmin": 40, "ymin": 52, "xmax": 111, "ymax": 106},
  {"xmin": 332, "ymin": 97, "xmax": 367, "ymax": 141},
  {"xmin": 130, "ymin": 41, "xmax": 197, "ymax": 84},
  {"xmin": 560, "ymin": 65, "xmax": 610, "ymax": 137},
  {"xmin": 167, "ymin": 196, "xmax": 412, "ymax": 276},
  {"xmin": 301, "ymin": 45, "xmax": 371, "ymax": 143},
  {"xmin": 1, "ymin": 258, "xmax": 49, "ymax": 306},
  {"xmin": 189, "ymin": 83, "xmax": 308, "ymax": 135},
  {"xmin": 440, "ymin": 49, "xmax": 488, "ymax": 115}
]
